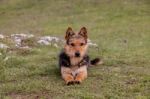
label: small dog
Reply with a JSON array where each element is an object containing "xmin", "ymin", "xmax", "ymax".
[{"xmin": 59, "ymin": 27, "xmax": 101, "ymax": 85}]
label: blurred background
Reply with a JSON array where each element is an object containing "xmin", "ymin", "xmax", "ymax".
[{"xmin": 0, "ymin": 0, "xmax": 149, "ymax": 98}]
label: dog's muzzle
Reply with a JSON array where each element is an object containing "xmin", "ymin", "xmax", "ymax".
[{"xmin": 75, "ymin": 52, "xmax": 80, "ymax": 57}]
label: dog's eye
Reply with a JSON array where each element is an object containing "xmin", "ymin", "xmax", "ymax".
[
  {"xmin": 70, "ymin": 43, "xmax": 75, "ymax": 46},
  {"xmin": 80, "ymin": 43, "xmax": 84, "ymax": 46}
]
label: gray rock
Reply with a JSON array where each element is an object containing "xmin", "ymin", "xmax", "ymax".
[
  {"xmin": 87, "ymin": 39, "xmax": 98, "ymax": 47},
  {"xmin": 0, "ymin": 34, "xmax": 4, "ymax": 39},
  {"xmin": 37, "ymin": 36, "xmax": 64, "ymax": 48},
  {"xmin": 0, "ymin": 43, "xmax": 9, "ymax": 49},
  {"xmin": 11, "ymin": 33, "xmax": 34, "ymax": 47}
]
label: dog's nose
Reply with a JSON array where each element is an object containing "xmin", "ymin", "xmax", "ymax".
[{"xmin": 75, "ymin": 52, "xmax": 80, "ymax": 57}]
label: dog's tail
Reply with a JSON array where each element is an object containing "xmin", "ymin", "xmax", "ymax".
[{"xmin": 90, "ymin": 58, "xmax": 103, "ymax": 66}]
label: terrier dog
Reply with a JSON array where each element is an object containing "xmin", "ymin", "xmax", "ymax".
[{"xmin": 59, "ymin": 27, "xmax": 101, "ymax": 85}]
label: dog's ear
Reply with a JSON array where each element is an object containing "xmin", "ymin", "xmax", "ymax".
[
  {"xmin": 65, "ymin": 27, "xmax": 75, "ymax": 40},
  {"xmin": 79, "ymin": 27, "xmax": 87, "ymax": 39}
]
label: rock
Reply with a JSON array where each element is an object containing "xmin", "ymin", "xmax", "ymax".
[
  {"xmin": 0, "ymin": 33, "xmax": 98, "ymax": 49},
  {"xmin": 87, "ymin": 39, "xmax": 98, "ymax": 47},
  {"xmin": 54, "ymin": 43, "xmax": 58, "ymax": 48},
  {"xmin": 37, "ymin": 36, "xmax": 64, "ymax": 48},
  {"xmin": 0, "ymin": 43, "xmax": 9, "ymax": 49},
  {"xmin": 0, "ymin": 34, "xmax": 4, "ymax": 39},
  {"xmin": 37, "ymin": 36, "xmax": 98, "ymax": 48},
  {"xmin": 37, "ymin": 40, "xmax": 51, "ymax": 45},
  {"xmin": 19, "ymin": 46, "xmax": 31, "ymax": 50},
  {"xmin": 11, "ymin": 34, "xmax": 34, "ymax": 47},
  {"xmin": 38, "ymin": 36, "xmax": 61, "ymax": 42},
  {"xmin": 14, "ymin": 38, "xmax": 22, "ymax": 47},
  {"xmin": 88, "ymin": 42, "xmax": 98, "ymax": 47},
  {"xmin": 11, "ymin": 34, "xmax": 34, "ymax": 39}
]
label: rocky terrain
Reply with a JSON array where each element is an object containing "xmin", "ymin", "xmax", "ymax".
[{"xmin": 0, "ymin": 33, "xmax": 98, "ymax": 50}]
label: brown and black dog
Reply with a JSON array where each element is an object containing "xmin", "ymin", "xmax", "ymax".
[{"xmin": 59, "ymin": 27, "xmax": 101, "ymax": 85}]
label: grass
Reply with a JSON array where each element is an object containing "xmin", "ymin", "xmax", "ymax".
[{"xmin": 0, "ymin": 0, "xmax": 150, "ymax": 98}]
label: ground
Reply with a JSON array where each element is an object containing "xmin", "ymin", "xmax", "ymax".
[{"xmin": 0, "ymin": 0, "xmax": 150, "ymax": 99}]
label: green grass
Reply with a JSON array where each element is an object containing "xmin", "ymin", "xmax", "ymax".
[{"xmin": 0, "ymin": 0, "xmax": 150, "ymax": 98}]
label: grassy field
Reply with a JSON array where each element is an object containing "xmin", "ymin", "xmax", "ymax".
[{"xmin": 0, "ymin": 0, "xmax": 150, "ymax": 99}]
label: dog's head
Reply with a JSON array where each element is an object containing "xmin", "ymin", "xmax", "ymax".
[{"xmin": 64, "ymin": 27, "xmax": 88, "ymax": 58}]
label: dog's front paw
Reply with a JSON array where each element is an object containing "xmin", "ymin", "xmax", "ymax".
[
  {"xmin": 66, "ymin": 80, "xmax": 74, "ymax": 85},
  {"xmin": 74, "ymin": 80, "xmax": 81, "ymax": 84}
]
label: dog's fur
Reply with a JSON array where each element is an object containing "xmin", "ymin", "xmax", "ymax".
[{"xmin": 59, "ymin": 27, "xmax": 101, "ymax": 85}]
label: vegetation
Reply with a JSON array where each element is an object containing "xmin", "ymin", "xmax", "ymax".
[{"xmin": 0, "ymin": 0, "xmax": 150, "ymax": 98}]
